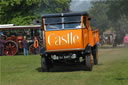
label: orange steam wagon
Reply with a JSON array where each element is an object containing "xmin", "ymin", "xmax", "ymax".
[{"xmin": 40, "ymin": 12, "xmax": 99, "ymax": 71}]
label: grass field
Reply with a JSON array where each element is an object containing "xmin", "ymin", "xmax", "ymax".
[{"xmin": 1, "ymin": 47, "xmax": 128, "ymax": 85}]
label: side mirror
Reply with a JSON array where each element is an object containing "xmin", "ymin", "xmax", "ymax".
[{"xmin": 88, "ymin": 17, "xmax": 91, "ymax": 21}]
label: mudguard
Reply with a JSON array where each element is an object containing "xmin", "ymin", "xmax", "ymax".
[
  {"xmin": 40, "ymin": 47, "xmax": 46, "ymax": 56},
  {"xmin": 84, "ymin": 44, "xmax": 92, "ymax": 54}
]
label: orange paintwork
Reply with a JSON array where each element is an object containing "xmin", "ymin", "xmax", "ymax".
[
  {"xmin": 81, "ymin": 16, "xmax": 84, "ymax": 28},
  {"xmin": 42, "ymin": 15, "xmax": 99, "ymax": 52},
  {"xmin": 82, "ymin": 28, "xmax": 89, "ymax": 48},
  {"xmin": 88, "ymin": 26, "xmax": 94, "ymax": 47},
  {"xmin": 92, "ymin": 29, "xmax": 99, "ymax": 45},
  {"xmin": 45, "ymin": 29, "xmax": 84, "ymax": 52}
]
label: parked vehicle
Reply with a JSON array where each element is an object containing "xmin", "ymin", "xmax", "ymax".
[
  {"xmin": 40, "ymin": 12, "xmax": 99, "ymax": 71},
  {"xmin": 113, "ymin": 32, "xmax": 125, "ymax": 47},
  {"xmin": 0, "ymin": 25, "xmax": 42, "ymax": 56}
]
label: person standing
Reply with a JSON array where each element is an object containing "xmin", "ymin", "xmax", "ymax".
[
  {"xmin": 22, "ymin": 37, "xmax": 28, "ymax": 56},
  {"xmin": 0, "ymin": 36, "xmax": 5, "ymax": 56},
  {"xmin": 33, "ymin": 37, "xmax": 39, "ymax": 55},
  {"xmin": 124, "ymin": 34, "xmax": 128, "ymax": 47}
]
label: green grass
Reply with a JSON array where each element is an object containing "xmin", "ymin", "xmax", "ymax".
[{"xmin": 1, "ymin": 48, "xmax": 128, "ymax": 85}]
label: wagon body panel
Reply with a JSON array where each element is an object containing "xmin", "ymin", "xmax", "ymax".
[
  {"xmin": 41, "ymin": 12, "xmax": 100, "ymax": 53},
  {"xmin": 82, "ymin": 28, "xmax": 89, "ymax": 48},
  {"xmin": 45, "ymin": 29, "xmax": 87, "ymax": 52},
  {"xmin": 89, "ymin": 29, "xmax": 94, "ymax": 47},
  {"xmin": 92, "ymin": 29, "xmax": 99, "ymax": 45}
]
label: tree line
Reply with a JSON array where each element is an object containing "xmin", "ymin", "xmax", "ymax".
[
  {"xmin": 0, "ymin": 0, "xmax": 128, "ymax": 35},
  {"xmin": 89, "ymin": 0, "xmax": 128, "ymax": 35},
  {"xmin": 0, "ymin": 0, "xmax": 70, "ymax": 25}
]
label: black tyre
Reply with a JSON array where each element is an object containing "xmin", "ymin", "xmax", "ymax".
[
  {"xmin": 41, "ymin": 56, "xmax": 49, "ymax": 72},
  {"xmin": 92, "ymin": 48, "xmax": 98, "ymax": 65},
  {"xmin": 85, "ymin": 53, "xmax": 93, "ymax": 71}
]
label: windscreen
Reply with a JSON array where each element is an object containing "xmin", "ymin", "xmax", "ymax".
[{"xmin": 44, "ymin": 16, "xmax": 81, "ymax": 31}]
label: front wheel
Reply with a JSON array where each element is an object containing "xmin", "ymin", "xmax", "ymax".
[
  {"xmin": 84, "ymin": 53, "xmax": 93, "ymax": 71},
  {"xmin": 41, "ymin": 56, "xmax": 49, "ymax": 72},
  {"xmin": 92, "ymin": 49, "xmax": 98, "ymax": 65}
]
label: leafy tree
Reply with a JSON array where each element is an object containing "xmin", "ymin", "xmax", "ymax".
[
  {"xmin": 0, "ymin": 0, "xmax": 70, "ymax": 25},
  {"xmin": 107, "ymin": 0, "xmax": 128, "ymax": 22},
  {"xmin": 88, "ymin": 1, "xmax": 110, "ymax": 35},
  {"xmin": 89, "ymin": 0, "xmax": 128, "ymax": 35},
  {"xmin": 106, "ymin": 0, "xmax": 128, "ymax": 34}
]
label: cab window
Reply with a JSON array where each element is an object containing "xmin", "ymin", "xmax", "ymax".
[
  {"xmin": 64, "ymin": 16, "xmax": 81, "ymax": 29},
  {"xmin": 44, "ymin": 16, "xmax": 82, "ymax": 31}
]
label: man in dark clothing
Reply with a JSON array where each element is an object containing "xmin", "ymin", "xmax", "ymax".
[
  {"xmin": 22, "ymin": 37, "xmax": 28, "ymax": 56},
  {"xmin": 0, "ymin": 36, "xmax": 5, "ymax": 56}
]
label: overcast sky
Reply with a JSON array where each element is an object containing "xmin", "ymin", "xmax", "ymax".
[{"xmin": 70, "ymin": 0, "xmax": 92, "ymax": 12}]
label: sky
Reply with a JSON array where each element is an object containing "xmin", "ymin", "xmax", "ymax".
[{"xmin": 70, "ymin": 0, "xmax": 92, "ymax": 12}]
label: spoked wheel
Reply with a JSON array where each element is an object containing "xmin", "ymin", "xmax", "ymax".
[
  {"xmin": 92, "ymin": 47, "xmax": 98, "ymax": 65},
  {"xmin": 29, "ymin": 44, "xmax": 40, "ymax": 54},
  {"xmin": 84, "ymin": 53, "xmax": 93, "ymax": 71},
  {"xmin": 41, "ymin": 56, "xmax": 49, "ymax": 72},
  {"xmin": 4, "ymin": 40, "xmax": 18, "ymax": 56}
]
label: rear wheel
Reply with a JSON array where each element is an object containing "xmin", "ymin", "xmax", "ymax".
[
  {"xmin": 41, "ymin": 56, "xmax": 49, "ymax": 72},
  {"xmin": 84, "ymin": 53, "xmax": 93, "ymax": 71},
  {"xmin": 4, "ymin": 40, "xmax": 18, "ymax": 56},
  {"xmin": 92, "ymin": 48, "xmax": 98, "ymax": 65},
  {"xmin": 29, "ymin": 44, "xmax": 40, "ymax": 54}
]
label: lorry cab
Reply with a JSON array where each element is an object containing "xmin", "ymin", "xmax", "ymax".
[{"xmin": 40, "ymin": 12, "xmax": 99, "ymax": 72}]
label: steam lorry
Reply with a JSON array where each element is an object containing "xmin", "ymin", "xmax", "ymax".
[{"xmin": 40, "ymin": 12, "xmax": 99, "ymax": 71}]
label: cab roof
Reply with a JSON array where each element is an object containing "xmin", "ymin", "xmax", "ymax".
[{"xmin": 42, "ymin": 12, "xmax": 88, "ymax": 18}]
